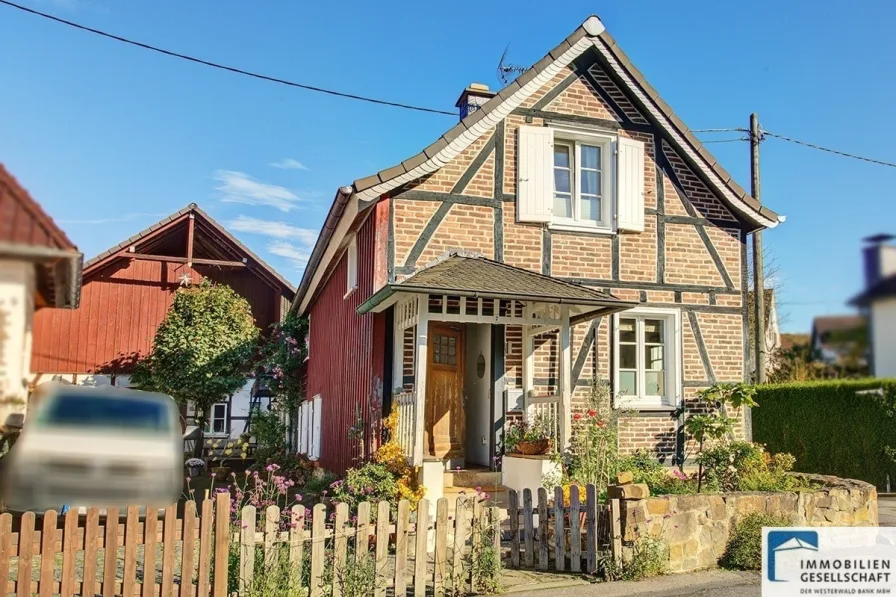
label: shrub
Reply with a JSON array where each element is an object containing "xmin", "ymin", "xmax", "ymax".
[
  {"xmin": 601, "ymin": 536, "xmax": 668, "ymax": 581},
  {"xmin": 722, "ymin": 513, "xmax": 791, "ymax": 570},
  {"xmin": 328, "ymin": 462, "xmax": 398, "ymax": 509},
  {"xmin": 616, "ymin": 451, "xmax": 695, "ymax": 496},
  {"xmin": 752, "ymin": 379, "xmax": 896, "ymax": 488}
]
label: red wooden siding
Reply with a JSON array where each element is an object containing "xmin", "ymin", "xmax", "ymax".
[
  {"xmin": 31, "ymin": 259, "xmax": 290, "ymax": 374},
  {"xmin": 306, "ymin": 212, "xmax": 382, "ymax": 474},
  {"xmin": 0, "ymin": 164, "xmax": 75, "ymax": 250}
]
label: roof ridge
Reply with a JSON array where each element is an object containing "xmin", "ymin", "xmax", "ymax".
[{"xmin": 0, "ymin": 163, "xmax": 78, "ymax": 251}]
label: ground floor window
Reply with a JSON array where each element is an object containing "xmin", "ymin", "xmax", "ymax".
[
  {"xmin": 613, "ymin": 308, "xmax": 681, "ymax": 408},
  {"xmin": 203, "ymin": 402, "xmax": 229, "ymax": 436}
]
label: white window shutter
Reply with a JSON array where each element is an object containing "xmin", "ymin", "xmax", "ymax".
[
  {"xmin": 311, "ymin": 395, "xmax": 323, "ymax": 460},
  {"xmin": 298, "ymin": 403, "xmax": 306, "ymax": 453},
  {"xmin": 616, "ymin": 137, "xmax": 645, "ymax": 232},
  {"xmin": 516, "ymin": 125, "xmax": 554, "ymax": 223}
]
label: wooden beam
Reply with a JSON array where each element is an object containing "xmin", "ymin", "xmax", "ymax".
[
  {"xmin": 131, "ymin": 254, "xmax": 247, "ymax": 268},
  {"xmin": 186, "ymin": 214, "xmax": 195, "ymax": 267}
]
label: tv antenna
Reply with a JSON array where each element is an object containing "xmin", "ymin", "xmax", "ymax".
[{"xmin": 496, "ymin": 44, "xmax": 528, "ymax": 85}]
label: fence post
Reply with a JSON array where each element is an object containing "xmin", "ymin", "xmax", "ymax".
[
  {"xmin": 394, "ymin": 500, "xmax": 410, "ymax": 597},
  {"xmin": 39, "ymin": 509, "xmax": 57, "ymax": 597},
  {"xmin": 159, "ymin": 505, "xmax": 176, "ymax": 597},
  {"xmin": 197, "ymin": 499, "xmax": 214, "ymax": 597},
  {"xmin": 289, "ymin": 505, "xmax": 305, "ymax": 569},
  {"xmin": 333, "ymin": 502, "xmax": 349, "ymax": 597},
  {"xmin": 310, "ymin": 504, "xmax": 326, "ymax": 597},
  {"xmin": 569, "ymin": 486, "xmax": 581, "ymax": 573},
  {"xmin": 18, "ymin": 511, "xmax": 34, "ymax": 597},
  {"xmin": 452, "ymin": 497, "xmax": 467, "ymax": 594},
  {"xmin": 508, "ymin": 490, "xmax": 520, "ymax": 569},
  {"xmin": 522, "ymin": 489, "xmax": 534, "ymax": 569},
  {"xmin": 414, "ymin": 498, "xmax": 430, "ymax": 597},
  {"xmin": 356, "ymin": 502, "xmax": 371, "ymax": 558},
  {"xmin": 213, "ymin": 493, "xmax": 231, "ymax": 597},
  {"xmin": 585, "ymin": 485, "xmax": 598, "ymax": 574},
  {"xmin": 610, "ymin": 498, "xmax": 623, "ymax": 567},
  {"xmin": 433, "ymin": 498, "xmax": 448, "ymax": 597},
  {"xmin": 105, "ymin": 507, "xmax": 122, "ymax": 597},
  {"xmin": 553, "ymin": 486, "xmax": 565, "ymax": 572},
  {"xmin": 240, "ymin": 505, "xmax": 257, "ymax": 592},
  {"xmin": 0, "ymin": 514, "xmax": 11, "ymax": 597},
  {"xmin": 375, "ymin": 501, "xmax": 390, "ymax": 597},
  {"xmin": 537, "ymin": 488, "xmax": 549, "ymax": 571}
]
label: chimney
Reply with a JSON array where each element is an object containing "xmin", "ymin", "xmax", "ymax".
[
  {"xmin": 455, "ymin": 83, "xmax": 496, "ymax": 121},
  {"xmin": 862, "ymin": 234, "xmax": 896, "ymax": 289}
]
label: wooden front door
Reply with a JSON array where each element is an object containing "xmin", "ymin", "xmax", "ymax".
[{"xmin": 425, "ymin": 323, "xmax": 465, "ymax": 460}]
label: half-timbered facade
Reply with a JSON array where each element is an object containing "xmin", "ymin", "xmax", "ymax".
[
  {"xmin": 30, "ymin": 204, "xmax": 296, "ymax": 439},
  {"xmin": 294, "ymin": 16, "xmax": 783, "ymax": 487}
]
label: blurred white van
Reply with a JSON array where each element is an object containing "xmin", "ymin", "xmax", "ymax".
[{"xmin": 0, "ymin": 384, "xmax": 182, "ymax": 513}]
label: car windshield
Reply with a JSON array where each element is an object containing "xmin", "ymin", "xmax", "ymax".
[{"xmin": 33, "ymin": 392, "xmax": 173, "ymax": 433}]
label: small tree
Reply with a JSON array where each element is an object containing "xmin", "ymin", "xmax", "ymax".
[
  {"xmin": 685, "ymin": 383, "xmax": 757, "ymax": 492},
  {"xmin": 132, "ymin": 279, "xmax": 259, "ymax": 455}
]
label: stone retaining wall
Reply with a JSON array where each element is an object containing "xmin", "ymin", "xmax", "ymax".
[{"xmin": 616, "ymin": 474, "xmax": 878, "ymax": 573}]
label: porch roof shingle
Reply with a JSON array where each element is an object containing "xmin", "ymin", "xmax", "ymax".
[{"xmin": 358, "ymin": 252, "xmax": 637, "ymax": 313}]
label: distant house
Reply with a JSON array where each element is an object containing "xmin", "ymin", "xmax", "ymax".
[
  {"xmin": 746, "ymin": 289, "xmax": 780, "ymax": 378},
  {"xmin": 29, "ymin": 204, "xmax": 295, "ymax": 439},
  {"xmin": 0, "ymin": 164, "xmax": 82, "ymax": 420},
  {"xmin": 809, "ymin": 315, "xmax": 867, "ymax": 366},
  {"xmin": 849, "ymin": 234, "xmax": 896, "ymax": 376}
]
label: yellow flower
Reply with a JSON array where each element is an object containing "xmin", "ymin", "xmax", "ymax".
[
  {"xmin": 241, "ymin": 452, "xmax": 248, "ymax": 459},
  {"xmin": 224, "ymin": 448, "xmax": 233, "ymax": 456}
]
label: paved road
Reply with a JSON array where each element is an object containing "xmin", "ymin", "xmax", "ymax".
[{"xmin": 506, "ymin": 570, "xmax": 760, "ymax": 597}]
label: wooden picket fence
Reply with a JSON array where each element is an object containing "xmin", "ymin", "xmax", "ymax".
[
  {"xmin": 0, "ymin": 492, "xmax": 230, "ymax": 597},
  {"xmin": 237, "ymin": 496, "xmax": 501, "ymax": 597},
  {"xmin": 505, "ymin": 485, "xmax": 622, "ymax": 574}
]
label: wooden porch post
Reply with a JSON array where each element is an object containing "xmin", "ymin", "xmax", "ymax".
[
  {"xmin": 522, "ymin": 305, "xmax": 535, "ymax": 421},
  {"xmin": 559, "ymin": 306, "xmax": 572, "ymax": 449},
  {"xmin": 413, "ymin": 295, "xmax": 429, "ymax": 465}
]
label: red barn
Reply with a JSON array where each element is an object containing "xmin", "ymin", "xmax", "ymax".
[{"xmin": 30, "ymin": 204, "xmax": 295, "ymax": 437}]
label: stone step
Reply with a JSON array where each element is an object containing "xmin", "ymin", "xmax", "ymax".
[{"xmin": 443, "ymin": 469, "xmax": 501, "ymax": 488}]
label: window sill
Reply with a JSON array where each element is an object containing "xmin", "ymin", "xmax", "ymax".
[
  {"xmin": 344, "ymin": 287, "xmax": 357, "ymax": 299},
  {"xmin": 548, "ymin": 222, "xmax": 615, "ymax": 236}
]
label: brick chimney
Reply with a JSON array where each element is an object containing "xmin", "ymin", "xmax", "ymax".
[
  {"xmin": 862, "ymin": 234, "xmax": 896, "ymax": 289},
  {"xmin": 455, "ymin": 83, "xmax": 496, "ymax": 121}
]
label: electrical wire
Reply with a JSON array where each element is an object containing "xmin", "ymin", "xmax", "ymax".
[
  {"xmin": 692, "ymin": 128, "xmax": 747, "ymax": 133},
  {"xmin": 0, "ymin": 0, "xmax": 458, "ymax": 116},
  {"xmin": 700, "ymin": 138, "xmax": 748, "ymax": 144},
  {"xmin": 761, "ymin": 130, "xmax": 896, "ymax": 169}
]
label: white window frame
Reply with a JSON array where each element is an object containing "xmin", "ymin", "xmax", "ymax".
[
  {"xmin": 204, "ymin": 402, "xmax": 229, "ymax": 437},
  {"xmin": 345, "ymin": 235, "xmax": 358, "ymax": 296},
  {"xmin": 549, "ymin": 126, "xmax": 616, "ymax": 234},
  {"xmin": 612, "ymin": 307, "xmax": 682, "ymax": 409}
]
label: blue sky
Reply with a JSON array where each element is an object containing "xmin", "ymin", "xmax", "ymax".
[{"xmin": 1, "ymin": 0, "xmax": 894, "ymax": 333}]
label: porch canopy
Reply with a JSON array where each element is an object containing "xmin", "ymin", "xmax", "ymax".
[{"xmin": 359, "ymin": 252, "xmax": 637, "ymax": 465}]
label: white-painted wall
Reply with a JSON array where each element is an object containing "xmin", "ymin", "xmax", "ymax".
[
  {"xmin": 465, "ymin": 323, "xmax": 491, "ymax": 467},
  {"xmin": 871, "ymin": 298, "xmax": 896, "ymax": 377},
  {"xmin": 0, "ymin": 260, "xmax": 35, "ymax": 421}
]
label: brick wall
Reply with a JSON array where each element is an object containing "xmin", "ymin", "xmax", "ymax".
[{"xmin": 388, "ymin": 57, "xmax": 751, "ymax": 460}]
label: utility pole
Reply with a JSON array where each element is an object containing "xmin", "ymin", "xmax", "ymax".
[{"xmin": 750, "ymin": 113, "xmax": 767, "ymax": 384}]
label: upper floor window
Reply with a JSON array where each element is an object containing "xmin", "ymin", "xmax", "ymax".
[
  {"xmin": 203, "ymin": 402, "xmax": 228, "ymax": 436},
  {"xmin": 552, "ymin": 139, "xmax": 609, "ymax": 228},
  {"xmin": 516, "ymin": 124, "xmax": 645, "ymax": 233},
  {"xmin": 346, "ymin": 235, "xmax": 358, "ymax": 295}
]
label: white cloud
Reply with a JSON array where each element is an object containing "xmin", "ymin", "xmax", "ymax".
[
  {"xmin": 228, "ymin": 215, "xmax": 317, "ymax": 245},
  {"xmin": 267, "ymin": 241, "xmax": 311, "ymax": 267},
  {"xmin": 270, "ymin": 158, "xmax": 308, "ymax": 171},
  {"xmin": 227, "ymin": 215, "xmax": 318, "ymax": 270},
  {"xmin": 214, "ymin": 170, "xmax": 301, "ymax": 212},
  {"xmin": 59, "ymin": 212, "xmax": 168, "ymax": 225}
]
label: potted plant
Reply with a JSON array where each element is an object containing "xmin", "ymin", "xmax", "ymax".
[
  {"xmin": 185, "ymin": 458, "xmax": 205, "ymax": 478},
  {"xmin": 505, "ymin": 416, "xmax": 553, "ymax": 455}
]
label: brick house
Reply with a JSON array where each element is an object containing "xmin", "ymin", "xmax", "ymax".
[{"xmin": 292, "ymin": 16, "xmax": 783, "ymax": 494}]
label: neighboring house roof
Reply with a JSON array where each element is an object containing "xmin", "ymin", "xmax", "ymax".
[
  {"xmin": 358, "ymin": 251, "xmax": 638, "ymax": 315},
  {"xmin": 293, "ymin": 15, "xmax": 784, "ymax": 314},
  {"xmin": 848, "ymin": 274, "xmax": 896, "ymax": 307},
  {"xmin": 780, "ymin": 333, "xmax": 810, "ymax": 351},
  {"xmin": 810, "ymin": 315, "xmax": 866, "ymax": 358},
  {"xmin": 0, "ymin": 163, "xmax": 83, "ymax": 309},
  {"xmin": 84, "ymin": 203, "xmax": 296, "ymax": 296}
]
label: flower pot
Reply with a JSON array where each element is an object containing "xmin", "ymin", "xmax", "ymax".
[
  {"xmin": 187, "ymin": 465, "xmax": 203, "ymax": 478},
  {"xmin": 516, "ymin": 439, "xmax": 552, "ymax": 455},
  {"xmin": 212, "ymin": 466, "xmax": 231, "ymax": 481}
]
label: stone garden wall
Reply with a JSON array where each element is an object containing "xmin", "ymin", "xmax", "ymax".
[{"xmin": 615, "ymin": 474, "xmax": 878, "ymax": 573}]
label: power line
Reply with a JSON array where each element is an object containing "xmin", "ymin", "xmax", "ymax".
[
  {"xmin": 700, "ymin": 138, "xmax": 748, "ymax": 144},
  {"xmin": 761, "ymin": 130, "xmax": 896, "ymax": 169},
  {"xmin": 692, "ymin": 128, "xmax": 746, "ymax": 133},
  {"xmin": 0, "ymin": 0, "xmax": 457, "ymax": 117}
]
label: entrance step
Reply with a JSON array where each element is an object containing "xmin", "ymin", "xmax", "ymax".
[{"xmin": 443, "ymin": 469, "xmax": 501, "ymax": 488}]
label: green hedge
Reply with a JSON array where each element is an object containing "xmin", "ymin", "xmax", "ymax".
[{"xmin": 752, "ymin": 379, "xmax": 896, "ymax": 489}]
